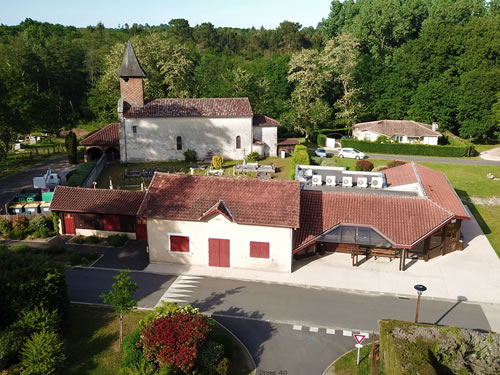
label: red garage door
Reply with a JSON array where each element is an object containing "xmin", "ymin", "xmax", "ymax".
[
  {"xmin": 209, "ymin": 238, "xmax": 230, "ymax": 267},
  {"xmin": 136, "ymin": 217, "xmax": 147, "ymax": 241}
]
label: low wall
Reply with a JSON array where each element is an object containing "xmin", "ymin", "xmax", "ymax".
[{"xmin": 81, "ymin": 154, "xmax": 106, "ymax": 188}]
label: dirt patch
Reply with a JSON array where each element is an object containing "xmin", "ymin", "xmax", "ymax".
[{"xmin": 463, "ymin": 196, "xmax": 500, "ymax": 206}]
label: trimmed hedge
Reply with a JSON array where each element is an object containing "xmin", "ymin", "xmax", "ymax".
[
  {"xmin": 317, "ymin": 134, "xmax": 327, "ymax": 147},
  {"xmin": 66, "ymin": 160, "xmax": 97, "ymax": 187},
  {"xmin": 341, "ymin": 139, "xmax": 473, "ymax": 157},
  {"xmin": 290, "ymin": 145, "xmax": 310, "ymax": 179}
]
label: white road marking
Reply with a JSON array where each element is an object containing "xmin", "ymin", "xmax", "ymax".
[
  {"xmin": 309, "ymin": 326, "xmax": 319, "ymax": 332},
  {"xmin": 155, "ymin": 276, "xmax": 203, "ymax": 307},
  {"xmin": 343, "ymin": 330, "xmax": 352, "ymax": 336},
  {"xmin": 293, "ymin": 325, "xmax": 302, "ymax": 331},
  {"xmin": 326, "ymin": 328, "xmax": 336, "ymax": 335}
]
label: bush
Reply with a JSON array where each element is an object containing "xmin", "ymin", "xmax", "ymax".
[
  {"xmin": 215, "ymin": 357, "xmax": 231, "ymax": 375},
  {"xmin": 211, "ymin": 154, "xmax": 224, "ymax": 170},
  {"xmin": 21, "ymin": 330, "xmax": 65, "ymax": 375},
  {"xmin": 43, "ymin": 246, "xmax": 65, "ymax": 256},
  {"xmin": 140, "ymin": 312, "xmax": 210, "ymax": 373},
  {"xmin": 246, "ymin": 151, "xmax": 260, "ymax": 163},
  {"xmin": 14, "ymin": 307, "xmax": 61, "ymax": 335},
  {"xmin": 290, "ymin": 145, "xmax": 310, "ymax": 179},
  {"xmin": 0, "ymin": 326, "xmax": 25, "ymax": 370},
  {"xmin": 341, "ymin": 139, "xmax": 471, "ymax": 157},
  {"xmin": 86, "ymin": 235, "xmax": 100, "ymax": 244},
  {"xmin": 49, "ymin": 212, "xmax": 59, "ymax": 234},
  {"xmin": 121, "ymin": 327, "xmax": 143, "ymax": 370},
  {"xmin": 12, "ymin": 217, "xmax": 29, "ymax": 232},
  {"xmin": 317, "ymin": 134, "xmax": 327, "ymax": 147},
  {"xmin": 355, "ymin": 160, "xmax": 374, "ymax": 171},
  {"xmin": 0, "ymin": 219, "xmax": 12, "ymax": 236},
  {"xmin": 7, "ymin": 229, "xmax": 24, "ymax": 240},
  {"xmin": 28, "ymin": 216, "xmax": 51, "ymax": 234},
  {"xmin": 183, "ymin": 149, "xmax": 197, "ymax": 163},
  {"xmin": 197, "ymin": 340, "xmax": 225, "ymax": 374},
  {"xmin": 106, "ymin": 234, "xmax": 129, "ymax": 247},
  {"xmin": 66, "ymin": 161, "xmax": 97, "ymax": 187},
  {"xmin": 72, "ymin": 236, "xmax": 85, "ymax": 244},
  {"xmin": 387, "ymin": 160, "xmax": 407, "ymax": 168}
]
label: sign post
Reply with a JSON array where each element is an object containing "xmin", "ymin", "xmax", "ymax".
[{"xmin": 354, "ymin": 334, "xmax": 366, "ymax": 365}]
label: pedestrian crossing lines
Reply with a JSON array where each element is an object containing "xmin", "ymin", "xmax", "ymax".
[
  {"xmin": 291, "ymin": 324, "xmax": 370, "ymax": 339},
  {"xmin": 156, "ymin": 275, "xmax": 203, "ymax": 307}
]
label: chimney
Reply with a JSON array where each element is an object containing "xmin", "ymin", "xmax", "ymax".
[
  {"xmin": 118, "ymin": 42, "xmax": 145, "ymax": 108},
  {"xmin": 432, "ymin": 122, "xmax": 438, "ymax": 132}
]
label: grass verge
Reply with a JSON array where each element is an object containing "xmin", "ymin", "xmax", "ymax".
[
  {"xmin": 326, "ymin": 343, "xmax": 384, "ymax": 375},
  {"xmin": 63, "ymin": 305, "xmax": 254, "ymax": 375}
]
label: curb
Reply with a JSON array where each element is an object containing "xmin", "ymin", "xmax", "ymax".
[{"xmin": 70, "ymin": 264, "xmax": 500, "ymax": 306}]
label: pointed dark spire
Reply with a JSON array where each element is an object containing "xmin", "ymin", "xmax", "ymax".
[{"xmin": 118, "ymin": 42, "xmax": 145, "ymax": 77}]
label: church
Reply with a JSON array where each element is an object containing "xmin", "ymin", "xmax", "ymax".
[{"xmin": 110, "ymin": 42, "xmax": 279, "ymax": 162}]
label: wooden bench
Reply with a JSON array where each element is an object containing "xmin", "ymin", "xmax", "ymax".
[
  {"xmin": 370, "ymin": 248, "xmax": 399, "ymax": 260},
  {"xmin": 350, "ymin": 247, "xmax": 369, "ymax": 267}
]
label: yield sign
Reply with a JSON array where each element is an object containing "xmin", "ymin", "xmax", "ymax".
[{"xmin": 354, "ymin": 334, "xmax": 366, "ymax": 345}]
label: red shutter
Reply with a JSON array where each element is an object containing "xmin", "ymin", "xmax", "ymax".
[
  {"xmin": 170, "ymin": 235, "xmax": 190, "ymax": 252},
  {"xmin": 250, "ymin": 241, "xmax": 270, "ymax": 259},
  {"xmin": 103, "ymin": 215, "xmax": 121, "ymax": 231}
]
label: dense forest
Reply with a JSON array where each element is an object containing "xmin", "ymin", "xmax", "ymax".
[{"xmin": 0, "ymin": 0, "xmax": 499, "ymax": 156}]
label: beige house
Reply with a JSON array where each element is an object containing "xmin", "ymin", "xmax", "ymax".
[
  {"xmin": 138, "ymin": 174, "xmax": 300, "ymax": 273},
  {"xmin": 116, "ymin": 42, "xmax": 278, "ymax": 162},
  {"xmin": 353, "ymin": 120, "xmax": 441, "ymax": 145}
]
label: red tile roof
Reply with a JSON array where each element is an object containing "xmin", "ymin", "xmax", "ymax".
[
  {"xmin": 384, "ymin": 163, "xmax": 469, "ymax": 219},
  {"xmin": 50, "ymin": 186, "xmax": 145, "ymax": 216},
  {"xmin": 199, "ymin": 200, "xmax": 234, "ymax": 222},
  {"xmin": 138, "ymin": 173, "xmax": 300, "ymax": 228},
  {"xmin": 295, "ymin": 190, "xmax": 452, "ymax": 250},
  {"xmin": 415, "ymin": 164, "xmax": 469, "ymax": 219},
  {"xmin": 253, "ymin": 114, "xmax": 280, "ymax": 127},
  {"xmin": 124, "ymin": 98, "xmax": 253, "ymax": 118},
  {"xmin": 354, "ymin": 120, "xmax": 441, "ymax": 137},
  {"xmin": 277, "ymin": 138, "xmax": 300, "ymax": 146},
  {"xmin": 384, "ymin": 163, "xmax": 418, "ymax": 187},
  {"xmin": 80, "ymin": 123, "xmax": 119, "ymax": 147}
]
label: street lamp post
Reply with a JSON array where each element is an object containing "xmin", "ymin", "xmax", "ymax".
[{"xmin": 414, "ymin": 284, "xmax": 427, "ymax": 323}]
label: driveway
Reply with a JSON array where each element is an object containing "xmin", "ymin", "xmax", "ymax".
[
  {"xmin": 480, "ymin": 147, "xmax": 500, "ymax": 161},
  {"xmin": 0, "ymin": 154, "xmax": 73, "ymax": 210}
]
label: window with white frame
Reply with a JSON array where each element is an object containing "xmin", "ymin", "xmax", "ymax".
[
  {"xmin": 250, "ymin": 241, "xmax": 270, "ymax": 258},
  {"xmin": 170, "ymin": 235, "xmax": 190, "ymax": 252}
]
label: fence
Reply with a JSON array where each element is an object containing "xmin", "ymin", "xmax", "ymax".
[
  {"xmin": 0, "ymin": 213, "xmax": 50, "ymax": 222},
  {"xmin": 82, "ymin": 154, "xmax": 107, "ymax": 188}
]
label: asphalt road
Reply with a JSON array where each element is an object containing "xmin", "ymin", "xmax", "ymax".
[
  {"xmin": 66, "ymin": 267, "xmax": 491, "ymax": 374},
  {"xmin": 0, "ymin": 154, "xmax": 70, "ymax": 211},
  {"xmin": 325, "ymin": 149, "xmax": 500, "ymax": 166}
]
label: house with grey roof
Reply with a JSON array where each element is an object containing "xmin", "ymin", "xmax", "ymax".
[
  {"xmin": 353, "ymin": 119, "xmax": 442, "ymax": 145},
  {"xmin": 114, "ymin": 42, "xmax": 278, "ymax": 163}
]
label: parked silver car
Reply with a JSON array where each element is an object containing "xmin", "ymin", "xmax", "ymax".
[{"xmin": 338, "ymin": 148, "xmax": 366, "ymax": 159}]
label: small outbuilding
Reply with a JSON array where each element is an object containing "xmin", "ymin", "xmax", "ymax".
[{"xmin": 80, "ymin": 122, "xmax": 120, "ymax": 161}]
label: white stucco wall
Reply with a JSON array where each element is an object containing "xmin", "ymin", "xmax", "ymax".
[
  {"xmin": 260, "ymin": 127, "xmax": 278, "ymax": 157},
  {"xmin": 120, "ymin": 117, "xmax": 253, "ymax": 162},
  {"xmin": 147, "ymin": 214, "xmax": 294, "ymax": 273},
  {"xmin": 75, "ymin": 228, "xmax": 137, "ymax": 239},
  {"xmin": 354, "ymin": 129, "xmax": 379, "ymax": 142},
  {"xmin": 422, "ymin": 136, "xmax": 439, "ymax": 145}
]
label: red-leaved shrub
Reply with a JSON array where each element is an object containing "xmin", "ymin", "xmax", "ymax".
[
  {"xmin": 355, "ymin": 160, "xmax": 374, "ymax": 171},
  {"xmin": 140, "ymin": 312, "xmax": 210, "ymax": 372},
  {"xmin": 387, "ymin": 160, "xmax": 407, "ymax": 168}
]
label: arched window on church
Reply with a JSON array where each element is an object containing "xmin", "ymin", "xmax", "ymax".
[
  {"xmin": 176, "ymin": 136, "xmax": 182, "ymax": 150},
  {"xmin": 236, "ymin": 135, "xmax": 241, "ymax": 149}
]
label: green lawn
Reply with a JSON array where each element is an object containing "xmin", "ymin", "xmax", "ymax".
[
  {"xmin": 0, "ymin": 150, "xmax": 65, "ymax": 178},
  {"xmin": 327, "ymin": 343, "xmax": 384, "ymax": 375},
  {"xmin": 63, "ymin": 305, "xmax": 253, "ymax": 375},
  {"xmin": 474, "ymin": 143, "xmax": 500, "ymax": 153}
]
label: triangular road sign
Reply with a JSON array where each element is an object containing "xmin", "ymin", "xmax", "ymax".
[{"xmin": 354, "ymin": 334, "xmax": 366, "ymax": 344}]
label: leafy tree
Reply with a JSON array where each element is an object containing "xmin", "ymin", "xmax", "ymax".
[
  {"xmin": 101, "ymin": 269, "xmax": 138, "ymax": 346},
  {"xmin": 167, "ymin": 18, "xmax": 193, "ymax": 43},
  {"xmin": 65, "ymin": 131, "xmax": 78, "ymax": 164},
  {"xmin": 323, "ymin": 33, "xmax": 362, "ymax": 132}
]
